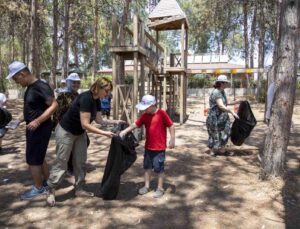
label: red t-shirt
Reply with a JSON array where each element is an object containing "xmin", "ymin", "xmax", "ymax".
[{"xmin": 135, "ymin": 109, "xmax": 173, "ymax": 150}]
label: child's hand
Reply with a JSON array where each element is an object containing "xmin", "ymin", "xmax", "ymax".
[
  {"xmin": 169, "ymin": 138, "xmax": 175, "ymax": 149},
  {"xmin": 119, "ymin": 130, "xmax": 126, "ymax": 139},
  {"xmin": 102, "ymin": 131, "xmax": 117, "ymax": 138}
]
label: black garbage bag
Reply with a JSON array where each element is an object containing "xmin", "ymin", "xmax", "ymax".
[
  {"xmin": 0, "ymin": 108, "xmax": 12, "ymax": 129},
  {"xmin": 231, "ymin": 101, "xmax": 257, "ymax": 146},
  {"xmin": 101, "ymin": 123, "xmax": 138, "ymax": 200}
]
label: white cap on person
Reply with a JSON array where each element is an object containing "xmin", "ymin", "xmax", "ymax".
[
  {"xmin": 60, "ymin": 79, "xmax": 66, "ymax": 84},
  {"xmin": 6, "ymin": 61, "xmax": 28, "ymax": 80},
  {"xmin": 135, "ymin": 95, "xmax": 156, "ymax": 111},
  {"xmin": 215, "ymin": 75, "xmax": 230, "ymax": 83},
  {"xmin": 66, "ymin": 73, "xmax": 81, "ymax": 81}
]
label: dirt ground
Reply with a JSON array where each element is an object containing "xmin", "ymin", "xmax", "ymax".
[{"xmin": 0, "ymin": 97, "xmax": 299, "ymax": 229}]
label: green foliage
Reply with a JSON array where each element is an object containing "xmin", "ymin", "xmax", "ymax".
[
  {"xmin": 188, "ymin": 75, "xmax": 216, "ymax": 88},
  {"xmin": 232, "ymin": 79, "xmax": 241, "ymax": 88},
  {"xmin": 125, "ymin": 74, "xmax": 133, "ymax": 85},
  {"xmin": 80, "ymin": 76, "xmax": 93, "ymax": 89}
]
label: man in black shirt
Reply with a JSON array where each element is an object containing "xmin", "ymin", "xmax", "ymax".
[{"xmin": 7, "ymin": 61, "xmax": 58, "ymax": 200}]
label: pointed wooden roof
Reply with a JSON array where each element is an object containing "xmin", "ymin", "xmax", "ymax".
[{"xmin": 148, "ymin": 0, "xmax": 188, "ymax": 31}]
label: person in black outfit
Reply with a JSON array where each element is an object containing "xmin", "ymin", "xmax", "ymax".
[
  {"xmin": 46, "ymin": 77, "xmax": 123, "ymax": 206},
  {"xmin": 6, "ymin": 61, "xmax": 58, "ymax": 200}
]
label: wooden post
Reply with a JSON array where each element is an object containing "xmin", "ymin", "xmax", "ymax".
[
  {"xmin": 140, "ymin": 21, "xmax": 145, "ymax": 100},
  {"xmin": 133, "ymin": 52, "xmax": 139, "ymax": 122},
  {"xmin": 164, "ymin": 47, "xmax": 167, "ymax": 73},
  {"xmin": 185, "ymin": 28, "xmax": 188, "ymax": 68},
  {"xmin": 180, "ymin": 73, "xmax": 184, "ymax": 124},
  {"xmin": 163, "ymin": 74, "xmax": 167, "ymax": 110},
  {"xmin": 112, "ymin": 15, "xmax": 118, "ymax": 119},
  {"xmin": 133, "ymin": 15, "xmax": 138, "ymax": 46},
  {"xmin": 181, "ymin": 21, "xmax": 185, "ymax": 69}
]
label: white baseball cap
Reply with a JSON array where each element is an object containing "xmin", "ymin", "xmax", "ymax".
[
  {"xmin": 6, "ymin": 61, "xmax": 28, "ymax": 80},
  {"xmin": 215, "ymin": 75, "xmax": 230, "ymax": 83},
  {"xmin": 66, "ymin": 73, "xmax": 81, "ymax": 81},
  {"xmin": 136, "ymin": 95, "xmax": 156, "ymax": 111},
  {"xmin": 60, "ymin": 79, "xmax": 66, "ymax": 83}
]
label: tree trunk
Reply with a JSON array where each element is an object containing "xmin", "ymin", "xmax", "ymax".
[
  {"xmin": 264, "ymin": 0, "xmax": 282, "ymax": 121},
  {"xmin": 29, "ymin": 0, "xmax": 37, "ymax": 76},
  {"xmin": 0, "ymin": 45, "xmax": 5, "ymax": 92},
  {"xmin": 256, "ymin": 1, "xmax": 266, "ymax": 101},
  {"xmin": 50, "ymin": 0, "xmax": 59, "ymax": 89},
  {"xmin": 261, "ymin": 0, "xmax": 300, "ymax": 179},
  {"xmin": 243, "ymin": 1, "xmax": 250, "ymax": 88},
  {"xmin": 250, "ymin": 2, "xmax": 257, "ymax": 68},
  {"xmin": 118, "ymin": 0, "xmax": 131, "ymax": 84},
  {"xmin": 35, "ymin": 15, "xmax": 40, "ymax": 79},
  {"xmin": 62, "ymin": 0, "xmax": 70, "ymax": 79},
  {"xmin": 92, "ymin": 0, "xmax": 99, "ymax": 82},
  {"xmin": 72, "ymin": 39, "xmax": 79, "ymax": 68}
]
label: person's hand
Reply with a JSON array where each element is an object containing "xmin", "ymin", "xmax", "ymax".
[
  {"xmin": 117, "ymin": 120, "xmax": 126, "ymax": 124},
  {"xmin": 232, "ymin": 112, "xmax": 239, "ymax": 119},
  {"xmin": 119, "ymin": 130, "xmax": 127, "ymax": 139},
  {"xmin": 102, "ymin": 131, "xmax": 116, "ymax": 138},
  {"xmin": 169, "ymin": 138, "xmax": 175, "ymax": 149},
  {"xmin": 27, "ymin": 119, "xmax": 40, "ymax": 131}
]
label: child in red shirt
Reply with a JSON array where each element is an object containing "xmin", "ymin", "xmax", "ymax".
[{"xmin": 120, "ymin": 95, "xmax": 175, "ymax": 198}]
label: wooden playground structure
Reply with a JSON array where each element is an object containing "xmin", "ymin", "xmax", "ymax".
[{"xmin": 110, "ymin": 0, "xmax": 189, "ymax": 124}]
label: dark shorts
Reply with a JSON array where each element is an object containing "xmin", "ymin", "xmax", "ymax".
[
  {"xmin": 0, "ymin": 128, "xmax": 7, "ymax": 138},
  {"xmin": 101, "ymin": 108, "xmax": 110, "ymax": 117},
  {"xmin": 143, "ymin": 150, "xmax": 165, "ymax": 173},
  {"xmin": 26, "ymin": 120, "xmax": 52, "ymax": 165}
]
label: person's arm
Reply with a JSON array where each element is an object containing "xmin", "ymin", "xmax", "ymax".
[
  {"xmin": 119, "ymin": 123, "xmax": 138, "ymax": 138},
  {"xmin": 168, "ymin": 125, "xmax": 175, "ymax": 149},
  {"xmin": 227, "ymin": 99, "xmax": 242, "ymax": 105},
  {"xmin": 2, "ymin": 100, "xmax": 7, "ymax": 109},
  {"xmin": 27, "ymin": 99, "xmax": 58, "ymax": 130},
  {"xmin": 95, "ymin": 112, "xmax": 124, "ymax": 125},
  {"xmin": 216, "ymin": 98, "xmax": 239, "ymax": 119},
  {"xmin": 80, "ymin": 111, "xmax": 115, "ymax": 138}
]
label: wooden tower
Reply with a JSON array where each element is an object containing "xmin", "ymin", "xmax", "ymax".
[{"xmin": 148, "ymin": 0, "xmax": 189, "ymax": 124}]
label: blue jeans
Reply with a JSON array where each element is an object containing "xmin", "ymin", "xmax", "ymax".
[{"xmin": 143, "ymin": 150, "xmax": 165, "ymax": 173}]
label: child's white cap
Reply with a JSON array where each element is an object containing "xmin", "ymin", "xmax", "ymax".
[{"xmin": 136, "ymin": 95, "xmax": 156, "ymax": 111}]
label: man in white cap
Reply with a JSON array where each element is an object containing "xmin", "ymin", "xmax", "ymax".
[
  {"xmin": 120, "ymin": 94, "xmax": 175, "ymax": 198},
  {"xmin": 7, "ymin": 61, "xmax": 58, "ymax": 200}
]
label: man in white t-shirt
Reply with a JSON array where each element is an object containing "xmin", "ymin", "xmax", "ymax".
[{"xmin": 0, "ymin": 93, "xmax": 7, "ymax": 152}]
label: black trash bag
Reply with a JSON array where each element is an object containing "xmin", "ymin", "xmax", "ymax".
[
  {"xmin": 101, "ymin": 123, "xmax": 137, "ymax": 200},
  {"xmin": 231, "ymin": 101, "xmax": 257, "ymax": 146},
  {"xmin": 0, "ymin": 108, "xmax": 12, "ymax": 129}
]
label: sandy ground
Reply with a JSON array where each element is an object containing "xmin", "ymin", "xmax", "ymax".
[{"xmin": 0, "ymin": 97, "xmax": 299, "ymax": 229}]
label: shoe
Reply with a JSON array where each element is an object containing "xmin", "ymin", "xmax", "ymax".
[
  {"xmin": 46, "ymin": 187, "xmax": 56, "ymax": 207},
  {"xmin": 138, "ymin": 186, "xmax": 149, "ymax": 195},
  {"xmin": 75, "ymin": 189, "xmax": 94, "ymax": 197},
  {"xmin": 209, "ymin": 150, "xmax": 216, "ymax": 157},
  {"xmin": 224, "ymin": 151, "xmax": 234, "ymax": 156},
  {"xmin": 20, "ymin": 186, "xmax": 46, "ymax": 200},
  {"xmin": 43, "ymin": 180, "xmax": 48, "ymax": 188},
  {"xmin": 66, "ymin": 170, "xmax": 74, "ymax": 177},
  {"xmin": 153, "ymin": 188, "xmax": 164, "ymax": 198}
]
